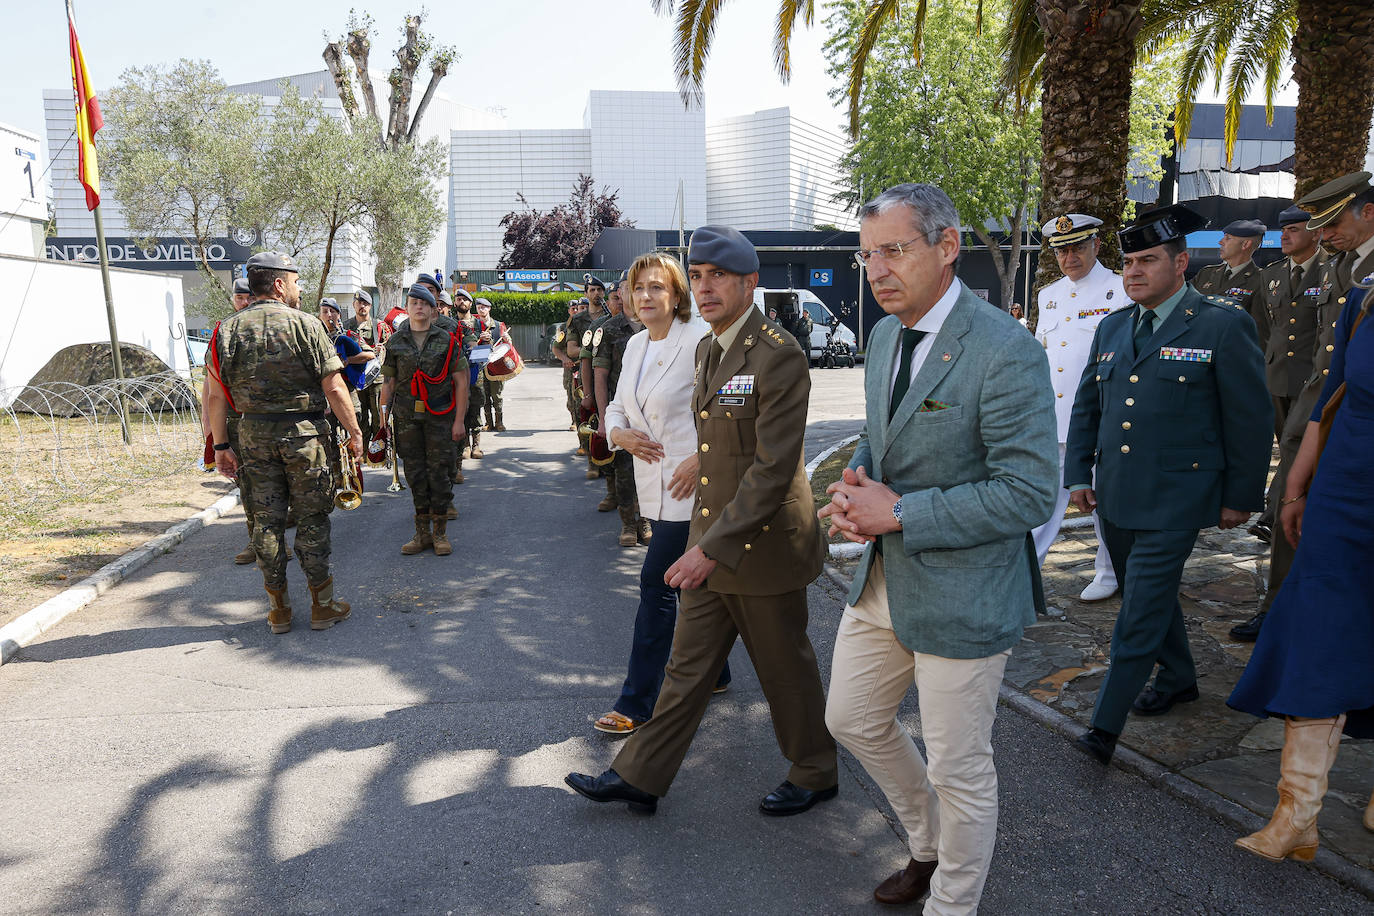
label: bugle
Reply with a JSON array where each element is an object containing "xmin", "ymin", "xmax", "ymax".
[{"xmin": 335, "ymin": 433, "xmax": 364, "ymax": 511}]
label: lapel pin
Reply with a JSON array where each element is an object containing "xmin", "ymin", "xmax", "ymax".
[{"xmin": 941, "ymin": 352, "xmax": 951, "ymax": 362}]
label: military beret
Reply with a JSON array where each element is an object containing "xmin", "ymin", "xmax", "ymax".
[
  {"xmin": 1042, "ymin": 213, "xmax": 1103, "ymax": 248},
  {"xmin": 474, "ymin": 297, "xmax": 492, "ymax": 308},
  {"xmin": 439, "ymin": 290, "xmax": 453, "ymax": 306},
  {"xmin": 572, "ymin": 297, "xmax": 588, "ymax": 306},
  {"xmin": 406, "ymin": 284, "xmax": 436, "ymax": 307},
  {"xmin": 318, "ymin": 297, "xmax": 340, "ymax": 313},
  {"xmin": 1118, "ymin": 204, "xmax": 1208, "ymax": 254},
  {"xmin": 617, "ymin": 269, "xmax": 630, "ymax": 284},
  {"xmin": 353, "ymin": 289, "xmax": 373, "ymax": 305},
  {"xmin": 417, "ymin": 273, "xmax": 440, "ymax": 291},
  {"xmin": 1277, "ymin": 206, "xmax": 1311, "ymax": 227},
  {"xmin": 452, "ymin": 287, "xmax": 473, "ymax": 302},
  {"xmin": 688, "ymin": 225, "xmax": 759, "ymax": 274},
  {"xmin": 585, "ymin": 275, "xmax": 606, "ymax": 290},
  {"xmin": 232, "ymin": 277, "xmax": 250, "ymax": 295},
  {"xmin": 245, "ymin": 251, "xmax": 298, "ymax": 273},
  {"xmin": 1298, "ymin": 171, "xmax": 1373, "ymax": 229},
  {"xmin": 1222, "ymin": 219, "xmax": 1266, "ymax": 238}
]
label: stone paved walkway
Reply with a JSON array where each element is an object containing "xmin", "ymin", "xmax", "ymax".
[{"xmin": 1023, "ymin": 512, "xmax": 1374, "ymax": 873}]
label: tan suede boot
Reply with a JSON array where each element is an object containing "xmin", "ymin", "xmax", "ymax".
[
  {"xmin": 308, "ymin": 577, "xmax": 351, "ymax": 630},
  {"xmin": 432, "ymin": 515, "xmax": 453, "ymax": 556},
  {"xmin": 470, "ymin": 430, "xmax": 484, "ymax": 459},
  {"xmin": 265, "ymin": 584, "xmax": 292, "ymax": 634},
  {"xmin": 1236, "ymin": 715, "xmax": 1345, "ymax": 862},
  {"xmin": 401, "ymin": 514, "xmax": 432, "ymax": 555},
  {"xmin": 598, "ymin": 475, "xmax": 618, "ymax": 512}
]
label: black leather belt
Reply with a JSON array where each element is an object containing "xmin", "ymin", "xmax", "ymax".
[{"xmin": 242, "ymin": 411, "xmax": 325, "ymax": 422}]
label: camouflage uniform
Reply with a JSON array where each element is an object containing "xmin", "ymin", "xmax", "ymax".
[
  {"xmin": 593, "ymin": 312, "xmax": 645, "ymax": 542},
  {"xmin": 565, "ymin": 308, "xmax": 597, "ymax": 451},
  {"xmin": 456, "ymin": 316, "xmax": 485, "ymax": 473},
  {"xmin": 551, "ymin": 319, "xmax": 578, "ymax": 429},
  {"xmin": 582, "ymin": 310, "xmax": 614, "ymax": 481},
  {"xmin": 475, "ymin": 314, "xmax": 507, "ymax": 429},
  {"xmin": 383, "ymin": 326, "xmax": 467, "ymax": 518},
  {"xmin": 213, "ymin": 300, "xmax": 343, "ymax": 590},
  {"xmin": 342, "ymin": 315, "xmax": 383, "ymax": 441}
]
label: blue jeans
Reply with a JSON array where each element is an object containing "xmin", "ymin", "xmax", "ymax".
[{"xmin": 613, "ymin": 519, "xmax": 731, "ymax": 721}]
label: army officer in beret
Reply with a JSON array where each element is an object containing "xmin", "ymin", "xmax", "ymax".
[{"xmin": 1193, "ymin": 218, "xmax": 1270, "ymax": 339}]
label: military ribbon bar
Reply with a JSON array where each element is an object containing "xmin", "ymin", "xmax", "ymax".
[
  {"xmin": 1159, "ymin": 346, "xmax": 1212, "ymax": 362},
  {"xmin": 718, "ymin": 374, "xmax": 755, "ymax": 395},
  {"xmin": 1078, "ymin": 308, "xmax": 1111, "ymax": 319}
]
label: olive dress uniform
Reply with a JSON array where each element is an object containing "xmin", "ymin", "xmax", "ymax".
[
  {"xmin": 1194, "ymin": 258, "xmax": 1268, "ymax": 341},
  {"xmin": 1066, "ymin": 277, "xmax": 1272, "ymax": 741},
  {"xmin": 212, "ymin": 299, "xmax": 344, "ymax": 596},
  {"xmin": 611, "ymin": 305, "xmax": 837, "ymax": 798},
  {"xmin": 382, "ymin": 325, "xmax": 468, "ymax": 527},
  {"xmin": 593, "ymin": 310, "xmax": 646, "ymax": 544}
]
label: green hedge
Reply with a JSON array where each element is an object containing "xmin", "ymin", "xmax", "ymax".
[{"xmin": 474, "ymin": 292, "xmax": 581, "ymax": 325}]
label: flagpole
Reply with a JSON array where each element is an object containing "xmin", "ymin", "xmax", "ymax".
[{"xmin": 92, "ymin": 205, "xmax": 131, "ymax": 443}]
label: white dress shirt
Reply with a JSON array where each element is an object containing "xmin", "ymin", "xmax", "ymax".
[{"xmin": 889, "ymin": 278, "xmax": 964, "ymax": 399}]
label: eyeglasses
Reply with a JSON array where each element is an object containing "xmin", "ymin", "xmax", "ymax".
[{"xmin": 854, "ymin": 237, "xmax": 924, "ymax": 267}]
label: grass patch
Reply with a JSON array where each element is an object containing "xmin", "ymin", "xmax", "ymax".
[{"xmin": 811, "ymin": 441, "xmax": 858, "ymax": 544}]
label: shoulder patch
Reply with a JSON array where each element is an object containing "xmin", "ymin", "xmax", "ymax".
[{"xmin": 592, "ymin": 327, "xmax": 604, "ymax": 347}]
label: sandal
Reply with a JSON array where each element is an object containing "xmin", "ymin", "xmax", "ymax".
[{"xmin": 594, "ymin": 711, "xmax": 642, "ymax": 735}]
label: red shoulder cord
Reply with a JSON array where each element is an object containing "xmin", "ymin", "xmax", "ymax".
[
  {"xmin": 207, "ymin": 323, "xmax": 239, "ymax": 414},
  {"xmin": 409, "ymin": 331, "xmax": 460, "ymax": 415}
]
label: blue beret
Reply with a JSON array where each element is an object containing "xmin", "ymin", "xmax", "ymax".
[
  {"xmin": 1277, "ymin": 206, "xmax": 1311, "ymax": 227},
  {"xmin": 406, "ymin": 284, "xmax": 436, "ymax": 308},
  {"xmin": 417, "ymin": 273, "xmax": 440, "ymax": 290},
  {"xmin": 1222, "ymin": 219, "xmax": 1266, "ymax": 238},
  {"xmin": 318, "ymin": 297, "xmax": 340, "ymax": 313},
  {"xmin": 353, "ymin": 289, "xmax": 372, "ymax": 305},
  {"xmin": 232, "ymin": 278, "xmax": 250, "ymax": 295},
  {"xmin": 245, "ymin": 251, "xmax": 298, "ymax": 273},
  {"xmin": 688, "ymin": 225, "xmax": 759, "ymax": 274},
  {"xmin": 585, "ymin": 275, "xmax": 606, "ymax": 290}
]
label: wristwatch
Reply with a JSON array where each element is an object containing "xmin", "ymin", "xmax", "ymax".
[
  {"xmin": 892, "ymin": 499, "xmax": 903, "ymax": 528},
  {"xmin": 213, "ymin": 442, "xmax": 231, "ymax": 452}
]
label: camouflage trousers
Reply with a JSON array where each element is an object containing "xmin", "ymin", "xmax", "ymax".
[
  {"xmin": 237, "ymin": 423, "xmax": 334, "ymax": 589},
  {"xmin": 613, "ymin": 449, "xmax": 637, "ymax": 508},
  {"xmin": 562, "ymin": 366, "xmax": 578, "ymax": 426},
  {"xmin": 227, "ymin": 414, "xmax": 252, "ymax": 534},
  {"xmin": 464, "ymin": 377, "xmax": 486, "ymax": 434},
  {"xmin": 482, "ymin": 376, "xmax": 503, "ymax": 414},
  {"xmin": 395, "ymin": 413, "xmax": 455, "ymax": 515}
]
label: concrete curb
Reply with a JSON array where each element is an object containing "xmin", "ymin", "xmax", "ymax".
[
  {"xmin": 820, "ymin": 541, "xmax": 1374, "ymax": 899},
  {"xmin": 0, "ymin": 489, "xmax": 241, "ymax": 666}
]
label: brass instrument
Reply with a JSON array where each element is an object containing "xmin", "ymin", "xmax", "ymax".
[
  {"xmin": 335, "ymin": 433, "xmax": 364, "ymax": 510},
  {"xmin": 385, "ymin": 410, "xmax": 406, "ymax": 492}
]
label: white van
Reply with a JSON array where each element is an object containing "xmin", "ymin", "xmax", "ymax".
[{"xmin": 751, "ymin": 288, "xmax": 858, "ymax": 363}]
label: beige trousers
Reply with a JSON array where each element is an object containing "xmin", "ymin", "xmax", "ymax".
[{"xmin": 825, "ymin": 555, "xmax": 1009, "ymax": 916}]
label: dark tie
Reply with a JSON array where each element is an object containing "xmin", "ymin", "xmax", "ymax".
[
  {"xmin": 1291, "ymin": 263, "xmax": 1305, "ymax": 296},
  {"xmin": 705, "ymin": 340, "xmax": 724, "ymax": 382},
  {"xmin": 889, "ymin": 328, "xmax": 927, "ymax": 419},
  {"xmin": 1133, "ymin": 309, "xmax": 1156, "ymax": 356}
]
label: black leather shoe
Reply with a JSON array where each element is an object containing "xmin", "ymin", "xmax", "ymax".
[
  {"xmin": 759, "ymin": 780, "xmax": 838, "ymax": 816},
  {"xmin": 1132, "ymin": 682, "xmax": 1200, "ymax": 716},
  {"xmin": 1229, "ymin": 611, "xmax": 1267, "ymax": 642},
  {"xmin": 564, "ymin": 768, "xmax": 658, "ymax": 814},
  {"xmin": 1075, "ymin": 727, "xmax": 1118, "ymax": 765},
  {"xmin": 1248, "ymin": 523, "xmax": 1272, "ymax": 544}
]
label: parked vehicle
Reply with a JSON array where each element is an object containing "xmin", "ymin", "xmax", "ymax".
[{"xmin": 749, "ymin": 288, "xmax": 857, "ymax": 364}]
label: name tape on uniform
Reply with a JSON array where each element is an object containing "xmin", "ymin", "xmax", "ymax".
[
  {"xmin": 1160, "ymin": 346, "xmax": 1212, "ymax": 362},
  {"xmin": 718, "ymin": 374, "xmax": 755, "ymax": 395}
]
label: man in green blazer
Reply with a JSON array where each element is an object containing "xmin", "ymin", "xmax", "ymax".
[{"xmin": 820, "ymin": 184, "xmax": 1059, "ymax": 911}]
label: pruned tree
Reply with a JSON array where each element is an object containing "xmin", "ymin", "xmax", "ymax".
[
  {"xmin": 323, "ymin": 10, "xmax": 457, "ymax": 307},
  {"xmin": 497, "ymin": 175, "xmax": 635, "ymax": 269},
  {"xmin": 101, "ymin": 59, "xmax": 261, "ymax": 322}
]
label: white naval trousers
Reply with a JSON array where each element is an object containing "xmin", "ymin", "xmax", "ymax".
[
  {"xmin": 1033, "ymin": 443, "xmax": 1116, "ymax": 587},
  {"xmin": 825, "ymin": 555, "xmax": 1009, "ymax": 916}
]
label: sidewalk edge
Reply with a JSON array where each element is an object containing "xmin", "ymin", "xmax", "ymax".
[{"xmin": 0, "ymin": 490, "xmax": 241, "ymax": 666}]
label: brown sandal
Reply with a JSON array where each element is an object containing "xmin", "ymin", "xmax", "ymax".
[{"xmin": 593, "ymin": 711, "xmax": 642, "ymax": 735}]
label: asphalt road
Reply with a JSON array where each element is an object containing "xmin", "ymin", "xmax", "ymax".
[{"xmin": 0, "ymin": 364, "xmax": 1367, "ymax": 915}]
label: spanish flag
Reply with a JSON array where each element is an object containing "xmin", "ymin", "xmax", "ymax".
[{"xmin": 67, "ymin": 0, "xmax": 102, "ymax": 211}]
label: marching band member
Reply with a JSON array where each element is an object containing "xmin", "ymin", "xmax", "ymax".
[{"xmin": 473, "ymin": 297, "xmax": 512, "ymax": 432}]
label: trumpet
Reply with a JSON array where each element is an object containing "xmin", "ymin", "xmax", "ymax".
[{"xmin": 335, "ymin": 434, "xmax": 364, "ymax": 511}]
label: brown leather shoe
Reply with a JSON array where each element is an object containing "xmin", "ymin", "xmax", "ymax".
[{"xmin": 874, "ymin": 858, "xmax": 938, "ymax": 905}]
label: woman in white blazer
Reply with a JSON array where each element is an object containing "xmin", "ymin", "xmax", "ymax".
[{"xmin": 594, "ymin": 252, "xmax": 730, "ymax": 734}]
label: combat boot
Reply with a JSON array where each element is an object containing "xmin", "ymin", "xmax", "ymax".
[
  {"xmin": 470, "ymin": 430, "xmax": 484, "ymax": 459},
  {"xmin": 308, "ymin": 576, "xmax": 351, "ymax": 630},
  {"xmin": 638, "ymin": 517, "xmax": 653, "ymax": 545},
  {"xmin": 401, "ymin": 514, "xmax": 432, "ymax": 555},
  {"xmin": 265, "ymin": 584, "xmax": 292, "ymax": 634},
  {"xmin": 618, "ymin": 506, "xmax": 639, "ymax": 547},
  {"xmin": 235, "ymin": 543, "xmax": 257, "ymax": 565},
  {"xmin": 484, "ymin": 404, "xmax": 496, "ymax": 431},
  {"xmin": 444, "ymin": 505, "xmax": 458, "ymax": 520},
  {"xmin": 432, "ymin": 515, "xmax": 453, "ymax": 556},
  {"xmin": 454, "ymin": 458, "xmax": 465, "ymax": 485},
  {"xmin": 494, "ymin": 408, "xmax": 506, "ymax": 432},
  {"xmin": 598, "ymin": 474, "xmax": 618, "ymax": 512}
]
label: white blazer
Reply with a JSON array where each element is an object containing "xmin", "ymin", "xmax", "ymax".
[{"xmin": 604, "ymin": 317, "xmax": 710, "ymax": 522}]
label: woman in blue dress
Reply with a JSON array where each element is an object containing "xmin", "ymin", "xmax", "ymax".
[{"xmin": 1228, "ymin": 281, "xmax": 1374, "ymax": 861}]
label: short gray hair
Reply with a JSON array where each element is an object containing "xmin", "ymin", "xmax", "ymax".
[{"xmin": 858, "ymin": 183, "xmax": 961, "ymax": 246}]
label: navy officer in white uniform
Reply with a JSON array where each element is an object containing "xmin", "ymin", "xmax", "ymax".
[{"xmin": 1033, "ymin": 213, "xmax": 1121, "ymax": 602}]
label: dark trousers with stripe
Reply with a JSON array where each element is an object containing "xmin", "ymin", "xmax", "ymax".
[{"xmin": 1090, "ymin": 521, "xmax": 1200, "ymax": 735}]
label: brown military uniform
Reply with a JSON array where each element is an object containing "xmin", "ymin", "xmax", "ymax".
[
  {"xmin": 1195, "ymin": 259, "xmax": 1268, "ymax": 341},
  {"xmin": 612, "ymin": 306, "xmax": 835, "ymax": 797}
]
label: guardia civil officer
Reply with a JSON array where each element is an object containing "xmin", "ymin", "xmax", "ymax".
[
  {"xmin": 1232, "ymin": 172, "xmax": 1374, "ymax": 641},
  {"xmin": 205, "ymin": 252, "xmax": 360, "ymax": 633},
  {"xmin": 1033, "ymin": 213, "xmax": 1122, "ymax": 601},
  {"xmin": 1065, "ymin": 206, "xmax": 1272, "ymax": 764},
  {"xmin": 593, "ymin": 271, "xmax": 648, "ymax": 546},
  {"xmin": 1193, "ymin": 219, "xmax": 1269, "ymax": 339},
  {"xmin": 379, "ymin": 285, "xmax": 468, "ymax": 556}
]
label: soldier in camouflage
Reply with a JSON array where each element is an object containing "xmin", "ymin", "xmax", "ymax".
[
  {"xmin": 474, "ymin": 297, "xmax": 513, "ymax": 432},
  {"xmin": 582, "ymin": 286, "xmax": 615, "ymax": 495},
  {"xmin": 454, "ymin": 288, "xmax": 483, "ymax": 484},
  {"xmin": 380, "ymin": 284, "xmax": 469, "ymax": 557},
  {"xmin": 593, "ymin": 272, "xmax": 648, "ymax": 546},
  {"xmin": 205, "ymin": 252, "xmax": 360, "ymax": 634},
  {"xmin": 551, "ymin": 298, "xmax": 582, "ymax": 437}
]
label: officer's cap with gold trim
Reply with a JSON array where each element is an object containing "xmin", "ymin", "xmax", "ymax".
[
  {"xmin": 1298, "ymin": 171, "xmax": 1373, "ymax": 230},
  {"xmin": 1042, "ymin": 213, "xmax": 1102, "ymax": 248},
  {"xmin": 245, "ymin": 251, "xmax": 298, "ymax": 274},
  {"xmin": 1118, "ymin": 205, "xmax": 1208, "ymax": 254}
]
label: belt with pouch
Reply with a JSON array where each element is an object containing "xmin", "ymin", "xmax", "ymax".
[{"xmin": 241, "ymin": 411, "xmax": 326, "ymax": 422}]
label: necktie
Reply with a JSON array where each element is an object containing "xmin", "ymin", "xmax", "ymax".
[
  {"xmin": 706, "ymin": 340, "xmax": 724, "ymax": 383},
  {"xmin": 1291, "ymin": 263, "xmax": 1305, "ymax": 296},
  {"xmin": 1133, "ymin": 309, "xmax": 1156, "ymax": 356},
  {"xmin": 889, "ymin": 328, "xmax": 927, "ymax": 419}
]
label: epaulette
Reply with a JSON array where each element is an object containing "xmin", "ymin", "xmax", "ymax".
[
  {"xmin": 1107, "ymin": 302, "xmax": 1135, "ymax": 316},
  {"xmin": 1202, "ymin": 293, "xmax": 1244, "ymax": 311},
  {"xmin": 752, "ymin": 320, "xmax": 788, "ymax": 348}
]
